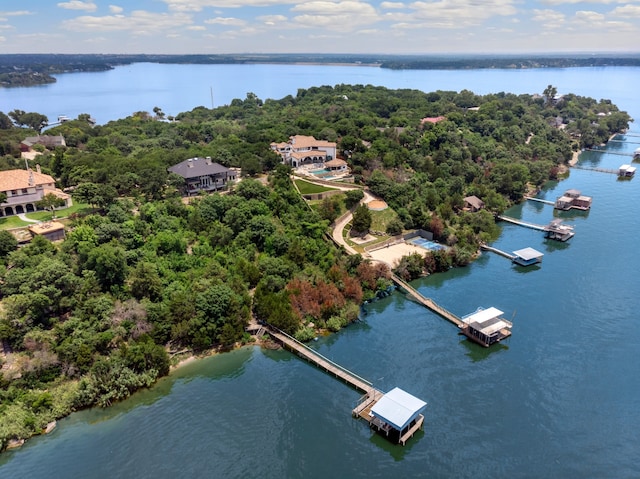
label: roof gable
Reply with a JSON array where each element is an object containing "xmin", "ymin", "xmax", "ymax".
[{"xmin": 168, "ymin": 157, "xmax": 231, "ymax": 179}]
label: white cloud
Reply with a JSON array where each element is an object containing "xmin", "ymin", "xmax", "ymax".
[
  {"xmin": 382, "ymin": 0, "xmax": 518, "ymax": 29},
  {"xmin": 380, "ymin": 2, "xmax": 406, "ymax": 8},
  {"xmin": 610, "ymin": 4, "xmax": 640, "ymax": 16},
  {"xmin": 0, "ymin": 36, "xmax": 4, "ymax": 42},
  {"xmin": 57, "ymin": 1, "xmax": 98, "ymax": 12},
  {"xmin": 531, "ymin": 8, "xmax": 566, "ymax": 29},
  {"xmin": 109, "ymin": 5, "xmax": 124, "ymax": 14},
  {"xmin": 163, "ymin": 0, "xmax": 299, "ymax": 11},
  {"xmin": 187, "ymin": 25, "xmax": 207, "ymax": 30},
  {"xmin": 574, "ymin": 10, "xmax": 605, "ymax": 22},
  {"xmin": 257, "ymin": 14, "xmax": 288, "ymax": 25},
  {"xmin": 541, "ymin": 0, "xmax": 628, "ymax": 5},
  {"xmin": 0, "ymin": 10, "xmax": 33, "ymax": 16},
  {"xmin": 61, "ymin": 11, "xmax": 193, "ymax": 32},
  {"xmin": 205, "ymin": 17, "xmax": 247, "ymax": 26}
]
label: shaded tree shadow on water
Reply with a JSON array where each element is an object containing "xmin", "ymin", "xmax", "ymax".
[
  {"xmin": 542, "ymin": 238, "xmax": 572, "ymax": 253},
  {"xmin": 553, "ymin": 208, "xmax": 590, "ymax": 220},
  {"xmin": 459, "ymin": 337, "xmax": 509, "ymax": 362},
  {"xmin": 367, "ymin": 426, "xmax": 425, "ymax": 461},
  {"xmin": 512, "ymin": 263, "xmax": 542, "ymax": 274}
]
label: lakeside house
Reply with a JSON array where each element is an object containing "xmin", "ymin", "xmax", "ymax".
[
  {"xmin": 168, "ymin": 157, "xmax": 236, "ymax": 196},
  {"xmin": 20, "ymin": 135, "xmax": 66, "ymax": 152},
  {"xmin": 463, "ymin": 195, "xmax": 485, "ymax": 212},
  {"xmin": 270, "ymin": 135, "xmax": 337, "ymax": 168},
  {"xmin": 0, "ymin": 167, "xmax": 72, "ymax": 217}
]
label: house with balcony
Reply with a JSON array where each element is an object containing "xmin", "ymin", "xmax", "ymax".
[
  {"xmin": 0, "ymin": 167, "xmax": 72, "ymax": 217},
  {"xmin": 270, "ymin": 135, "xmax": 337, "ymax": 168},
  {"xmin": 168, "ymin": 157, "xmax": 236, "ymax": 196}
]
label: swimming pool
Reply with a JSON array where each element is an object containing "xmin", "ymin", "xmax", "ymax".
[{"xmin": 408, "ymin": 237, "xmax": 445, "ymax": 251}]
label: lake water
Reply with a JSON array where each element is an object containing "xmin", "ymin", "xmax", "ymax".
[{"xmin": 1, "ymin": 64, "xmax": 640, "ymax": 478}]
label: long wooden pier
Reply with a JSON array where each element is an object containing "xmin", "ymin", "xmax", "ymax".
[
  {"xmin": 572, "ymin": 165, "xmax": 619, "ymax": 174},
  {"xmin": 524, "ymin": 196, "xmax": 554, "ymax": 205},
  {"xmin": 391, "ymin": 275, "xmax": 463, "ymax": 328},
  {"xmin": 266, "ymin": 325, "xmax": 378, "ymax": 396},
  {"xmin": 265, "ymin": 325, "xmax": 388, "ymax": 418},
  {"xmin": 480, "ymin": 244, "xmax": 515, "ymax": 260},
  {"xmin": 497, "ymin": 215, "xmax": 546, "ymax": 231},
  {"xmin": 584, "ymin": 148, "xmax": 633, "ymax": 158}
]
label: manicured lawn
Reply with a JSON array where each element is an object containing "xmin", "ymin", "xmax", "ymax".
[
  {"xmin": 0, "ymin": 216, "xmax": 28, "ymax": 229},
  {"xmin": 25, "ymin": 203, "xmax": 94, "ymax": 222},
  {"xmin": 295, "ymin": 179, "xmax": 336, "ymax": 195},
  {"xmin": 0, "ymin": 203, "xmax": 94, "ymax": 230}
]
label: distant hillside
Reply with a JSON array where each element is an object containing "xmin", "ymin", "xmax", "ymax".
[{"xmin": 2, "ymin": 53, "xmax": 640, "ymax": 87}]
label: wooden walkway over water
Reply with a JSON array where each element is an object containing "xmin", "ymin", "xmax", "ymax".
[
  {"xmin": 572, "ymin": 164, "xmax": 620, "ymax": 174},
  {"xmin": 480, "ymin": 244, "xmax": 515, "ymax": 260},
  {"xmin": 524, "ymin": 196, "xmax": 554, "ymax": 205},
  {"xmin": 391, "ymin": 275, "xmax": 463, "ymax": 328},
  {"xmin": 584, "ymin": 148, "xmax": 634, "ymax": 158},
  {"xmin": 497, "ymin": 215, "xmax": 546, "ymax": 231},
  {"xmin": 263, "ymin": 325, "xmax": 389, "ymax": 424}
]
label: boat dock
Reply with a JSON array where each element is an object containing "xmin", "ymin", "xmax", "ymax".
[
  {"xmin": 266, "ymin": 325, "xmax": 378, "ymax": 396},
  {"xmin": 573, "ymin": 164, "xmax": 621, "ymax": 174},
  {"xmin": 584, "ymin": 149, "xmax": 634, "ymax": 158},
  {"xmin": 391, "ymin": 274, "xmax": 463, "ymax": 328},
  {"xmin": 498, "ymin": 216, "xmax": 575, "ymax": 241},
  {"xmin": 524, "ymin": 196, "xmax": 554, "ymax": 205},
  {"xmin": 480, "ymin": 244, "xmax": 516, "ymax": 261},
  {"xmin": 497, "ymin": 215, "xmax": 546, "ymax": 231},
  {"xmin": 263, "ymin": 324, "xmax": 425, "ymax": 445}
]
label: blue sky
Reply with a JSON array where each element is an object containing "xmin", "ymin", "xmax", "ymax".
[{"xmin": 1, "ymin": 0, "xmax": 640, "ymax": 54}]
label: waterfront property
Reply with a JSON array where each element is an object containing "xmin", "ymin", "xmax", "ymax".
[
  {"xmin": 463, "ymin": 195, "xmax": 485, "ymax": 212},
  {"xmin": 512, "ymin": 247, "xmax": 543, "ymax": 266},
  {"xmin": 460, "ymin": 307, "xmax": 513, "ymax": 347},
  {"xmin": 0, "ymin": 167, "xmax": 72, "ymax": 217},
  {"xmin": 634, "ymin": 147, "xmax": 640, "ymax": 160},
  {"xmin": 270, "ymin": 135, "xmax": 337, "ymax": 168},
  {"xmin": 554, "ymin": 189, "xmax": 592, "ymax": 211},
  {"xmin": 167, "ymin": 157, "xmax": 236, "ymax": 196},
  {"xmin": 368, "ymin": 387, "xmax": 427, "ymax": 445},
  {"xmin": 618, "ymin": 164, "xmax": 636, "ymax": 177}
]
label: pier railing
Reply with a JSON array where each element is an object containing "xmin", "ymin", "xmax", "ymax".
[{"xmin": 266, "ymin": 324, "xmax": 375, "ymax": 394}]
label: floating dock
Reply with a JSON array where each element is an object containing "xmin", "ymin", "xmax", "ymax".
[
  {"xmin": 554, "ymin": 189, "xmax": 591, "ymax": 211},
  {"xmin": 512, "ymin": 247, "xmax": 543, "ymax": 266},
  {"xmin": 524, "ymin": 196, "xmax": 554, "ymax": 206},
  {"xmin": 460, "ymin": 307, "xmax": 513, "ymax": 347}
]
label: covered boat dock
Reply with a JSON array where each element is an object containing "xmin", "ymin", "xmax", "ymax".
[
  {"xmin": 512, "ymin": 247, "xmax": 543, "ymax": 266},
  {"xmin": 460, "ymin": 307, "xmax": 513, "ymax": 347},
  {"xmin": 368, "ymin": 387, "xmax": 427, "ymax": 445}
]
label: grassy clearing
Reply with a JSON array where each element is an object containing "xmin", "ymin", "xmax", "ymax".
[
  {"xmin": 294, "ymin": 179, "xmax": 336, "ymax": 195},
  {"xmin": 0, "ymin": 216, "xmax": 28, "ymax": 229},
  {"xmin": 370, "ymin": 207, "xmax": 400, "ymax": 233}
]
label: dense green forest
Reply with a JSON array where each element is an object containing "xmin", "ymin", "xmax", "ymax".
[{"xmin": 0, "ymin": 84, "xmax": 630, "ymax": 450}]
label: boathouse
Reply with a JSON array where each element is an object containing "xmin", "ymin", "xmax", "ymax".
[
  {"xmin": 368, "ymin": 387, "xmax": 427, "ymax": 445},
  {"xmin": 512, "ymin": 247, "xmax": 543, "ymax": 266},
  {"xmin": 554, "ymin": 189, "xmax": 592, "ymax": 211},
  {"xmin": 619, "ymin": 164, "xmax": 636, "ymax": 177},
  {"xmin": 460, "ymin": 307, "xmax": 512, "ymax": 347},
  {"xmin": 544, "ymin": 219, "xmax": 575, "ymax": 241},
  {"xmin": 634, "ymin": 148, "xmax": 640, "ymax": 160}
]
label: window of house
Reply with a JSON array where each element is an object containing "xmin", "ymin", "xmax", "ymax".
[{"xmin": 21, "ymin": 189, "xmax": 28, "ymax": 194}]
